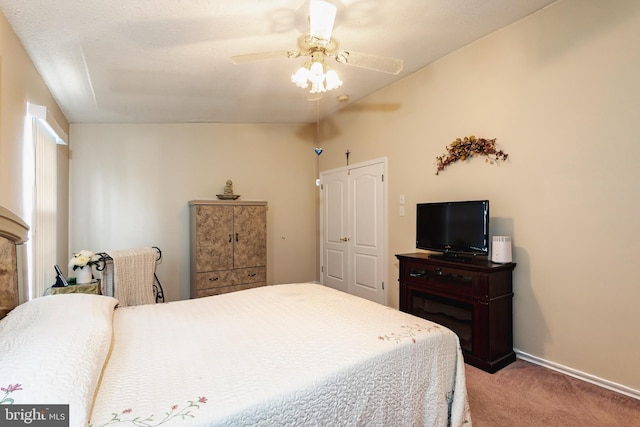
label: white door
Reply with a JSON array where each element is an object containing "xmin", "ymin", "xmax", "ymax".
[
  {"xmin": 321, "ymin": 169, "xmax": 348, "ymax": 293},
  {"xmin": 348, "ymin": 162, "xmax": 385, "ymax": 304},
  {"xmin": 320, "ymin": 158, "xmax": 386, "ymax": 305}
]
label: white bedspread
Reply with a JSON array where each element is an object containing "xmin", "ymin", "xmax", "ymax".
[{"xmin": 90, "ymin": 283, "xmax": 471, "ymax": 426}]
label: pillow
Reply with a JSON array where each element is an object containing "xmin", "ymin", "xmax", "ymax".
[{"xmin": 0, "ymin": 294, "xmax": 118, "ymax": 425}]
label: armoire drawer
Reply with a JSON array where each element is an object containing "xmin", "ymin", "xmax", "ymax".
[
  {"xmin": 196, "ymin": 270, "xmax": 234, "ymax": 291},
  {"xmin": 233, "ymin": 266, "xmax": 266, "ymax": 285},
  {"xmin": 196, "ymin": 282, "xmax": 265, "ymax": 298},
  {"xmin": 196, "ymin": 266, "xmax": 266, "ymax": 292}
]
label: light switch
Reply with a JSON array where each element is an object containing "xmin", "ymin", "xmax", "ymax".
[
  {"xmin": 399, "ymin": 206, "xmax": 405, "ymax": 216},
  {"xmin": 399, "ymin": 194, "xmax": 405, "ymax": 204}
]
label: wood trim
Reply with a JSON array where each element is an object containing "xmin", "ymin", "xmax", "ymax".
[
  {"xmin": 515, "ymin": 349, "xmax": 640, "ymax": 400},
  {"xmin": 0, "ymin": 206, "xmax": 29, "ymax": 244},
  {"xmin": 189, "ymin": 199, "xmax": 267, "ymax": 207}
]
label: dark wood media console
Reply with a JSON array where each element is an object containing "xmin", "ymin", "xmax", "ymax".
[{"xmin": 396, "ymin": 253, "xmax": 516, "ymax": 373}]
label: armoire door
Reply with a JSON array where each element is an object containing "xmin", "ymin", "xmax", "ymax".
[
  {"xmin": 320, "ymin": 158, "xmax": 387, "ymax": 305},
  {"xmin": 194, "ymin": 205, "xmax": 234, "ymax": 271},
  {"xmin": 233, "ymin": 205, "xmax": 267, "ymax": 269}
]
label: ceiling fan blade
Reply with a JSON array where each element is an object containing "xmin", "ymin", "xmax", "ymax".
[
  {"xmin": 230, "ymin": 50, "xmax": 293, "ymax": 64},
  {"xmin": 309, "ymin": 0, "xmax": 337, "ymax": 41},
  {"xmin": 340, "ymin": 51, "xmax": 404, "ymax": 75}
]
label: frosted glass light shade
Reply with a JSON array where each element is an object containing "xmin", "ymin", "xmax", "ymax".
[
  {"xmin": 291, "ymin": 66, "xmax": 310, "ymax": 88},
  {"xmin": 308, "ymin": 61, "xmax": 325, "ymax": 83},
  {"xmin": 325, "ymin": 69, "xmax": 343, "ymax": 90}
]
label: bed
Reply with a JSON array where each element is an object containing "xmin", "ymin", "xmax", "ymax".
[{"xmin": 0, "ymin": 208, "xmax": 472, "ymax": 426}]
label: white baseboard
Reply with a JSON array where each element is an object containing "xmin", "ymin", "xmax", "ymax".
[{"xmin": 514, "ymin": 349, "xmax": 640, "ymax": 400}]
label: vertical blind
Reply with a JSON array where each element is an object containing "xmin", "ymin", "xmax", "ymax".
[{"xmin": 30, "ymin": 119, "xmax": 58, "ymax": 298}]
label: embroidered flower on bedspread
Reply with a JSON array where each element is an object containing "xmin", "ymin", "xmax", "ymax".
[
  {"xmin": 378, "ymin": 323, "xmax": 441, "ymax": 344},
  {"xmin": 90, "ymin": 397, "xmax": 207, "ymax": 426},
  {"xmin": 0, "ymin": 383, "xmax": 22, "ymax": 404}
]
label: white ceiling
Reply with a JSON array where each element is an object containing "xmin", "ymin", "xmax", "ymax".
[{"xmin": 1, "ymin": 0, "xmax": 557, "ymax": 124}]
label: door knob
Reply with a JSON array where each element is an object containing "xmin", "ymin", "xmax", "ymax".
[{"xmin": 340, "ymin": 237, "xmax": 350, "ymax": 242}]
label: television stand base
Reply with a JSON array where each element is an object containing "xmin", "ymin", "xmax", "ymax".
[{"xmin": 396, "ymin": 253, "xmax": 517, "ymax": 373}]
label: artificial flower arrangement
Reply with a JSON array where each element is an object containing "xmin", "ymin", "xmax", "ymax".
[
  {"xmin": 436, "ymin": 135, "xmax": 509, "ymax": 175},
  {"xmin": 68, "ymin": 249, "xmax": 100, "ymax": 271}
]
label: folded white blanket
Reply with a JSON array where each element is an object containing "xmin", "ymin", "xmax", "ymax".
[{"xmin": 107, "ymin": 247, "xmax": 156, "ymax": 306}]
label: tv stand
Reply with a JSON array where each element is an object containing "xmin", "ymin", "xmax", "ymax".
[{"xmin": 396, "ymin": 252, "xmax": 516, "ymax": 373}]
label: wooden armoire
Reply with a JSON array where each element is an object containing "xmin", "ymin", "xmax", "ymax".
[{"xmin": 189, "ymin": 200, "xmax": 267, "ymax": 298}]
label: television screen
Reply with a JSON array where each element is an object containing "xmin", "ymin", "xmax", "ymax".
[{"xmin": 416, "ymin": 200, "xmax": 489, "ymax": 258}]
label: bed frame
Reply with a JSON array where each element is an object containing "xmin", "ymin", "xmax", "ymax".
[{"xmin": 0, "ymin": 205, "xmax": 29, "ymax": 319}]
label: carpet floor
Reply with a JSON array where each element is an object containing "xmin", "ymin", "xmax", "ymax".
[{"xmin": 465, "ymin": 360, "xmax": 640, "ymax": 426}]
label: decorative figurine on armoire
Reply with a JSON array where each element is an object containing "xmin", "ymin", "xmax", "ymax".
[{"xmin": 217, "ymin": 179, "xmax": 240, "ymax": 200}]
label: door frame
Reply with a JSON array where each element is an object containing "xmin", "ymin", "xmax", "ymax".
[{"xmin": 319, "ymin": 157, "xmax": 388, "ymax": 305}]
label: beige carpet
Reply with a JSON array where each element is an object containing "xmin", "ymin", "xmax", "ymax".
[{"xmin": 465, "ymin": 360, "xmax": 640, "ymax": 426}]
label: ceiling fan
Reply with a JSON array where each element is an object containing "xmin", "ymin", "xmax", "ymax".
[{"xmin": 230, "ymin": 0, "xmax": 404, "ymax": 94}]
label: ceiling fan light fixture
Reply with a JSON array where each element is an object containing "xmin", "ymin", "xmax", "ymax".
[
  {"xmin": 232, "ymin": 0, "xmax": 404, "ymax": 97},
  {"xmin": 291, "ymin": 60, "xmax": 342, "ymax": 94},
  {"xmin": 309, "ymin": 0, "xmax": 337, "ymax": 42},
  {"xmin": 291, "ymin": 65, "xmax": 310, "ymax": 88},
  {"xmin": 310, "ymin": 80, "xmax": 326, "ymax": 94},
  {"xmin": 308, "ymin": 61, "xmax": 325, "ymax": 83},
  {"xmin": 324, "ymin": 69, "xmax": 343, "ymax": 90}
]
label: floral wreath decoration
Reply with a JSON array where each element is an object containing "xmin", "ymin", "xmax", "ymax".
[{"xmin": 435, "ymin": 135, "xmax": 508, "ymax": 175}]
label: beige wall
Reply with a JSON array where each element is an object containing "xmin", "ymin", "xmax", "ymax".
[
  {"xmin": 318, "ymin": 0, "xmax": 640, "ymax": 391},
  {"xmin": 0, "ymin": 11, "xmax": 69, "ymax": 271},
  {"xmin": 69, "ymin": 123, "xmax": 319, "ymax": 301}
]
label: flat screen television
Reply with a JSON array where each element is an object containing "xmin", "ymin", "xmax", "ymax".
[{"xmin": 416, "ymin": 200, "xmax": 489, "ymax": 261}]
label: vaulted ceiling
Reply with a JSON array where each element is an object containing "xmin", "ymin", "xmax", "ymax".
[{"xmin": 0, "ymin": 0, "xmax": 557, "ymax": 123}]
